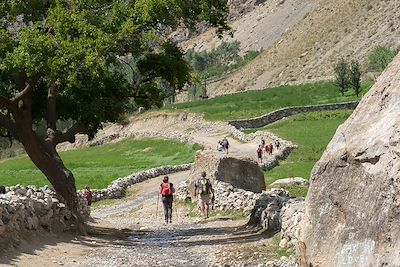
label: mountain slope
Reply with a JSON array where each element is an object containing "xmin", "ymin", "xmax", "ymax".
[{"xmin": 183, "ymin": 0, "xmax": 400, "ymax": 97}]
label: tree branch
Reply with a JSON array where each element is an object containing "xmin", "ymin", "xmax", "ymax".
[
  {"xmin": 11, "ymin": 73, "xmax": 41, "ymax": 102},
  {"xmin": 49, "ymin": 121, "xmax": 88, "ymax": 146}
]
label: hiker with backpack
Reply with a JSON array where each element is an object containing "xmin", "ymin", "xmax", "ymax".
[
  {"xmin": 257, "ymin": 145, "xmax": 263, "ymax": 163},
  {"xmin": 194, "ymin": 171, "xmax": 214, "ymax": 219},
  {"xmin": 83, "ymin": 185, "xmax": 93, "ymax": 214},
  {"xmin": 222, "ymin": 137, "xmax": 229, "ymax": 154},
  {"xmin": 274, "ymin": 139, "xmax": 280, "ymax": 150},
  {"xmin": 260, "ymin": 137, "xmax": 265, "ymax": 147},
  {"xmin": 217, "ymin": 140, "xmax": 223, "ymax": 152},
  {"xmin": 160, "ymin": 175, "xmax": 175, "ymax": 223}
]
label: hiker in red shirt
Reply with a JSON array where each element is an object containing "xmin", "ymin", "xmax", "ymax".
[
  {"xmin": 257, "ymin": 145, "xmax": 263, "ymax": 163},
  {"xmin": 160, "ymin": 176, "xmax": 175, "ymax": 223}
]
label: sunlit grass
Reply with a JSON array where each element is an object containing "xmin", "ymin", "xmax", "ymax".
[{"xmin": 0, "ymin": 138, "xmax": 202, "ymax": 189}]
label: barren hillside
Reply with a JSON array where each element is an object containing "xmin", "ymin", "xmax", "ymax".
[{"xmin": 182, "ymin": 0, "xmax": 400, "ymax": 97}]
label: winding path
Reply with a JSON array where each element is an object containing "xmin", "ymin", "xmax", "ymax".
[{"xmin": 1, "ymin": 112, "xmax": 289, "ymax": 267}]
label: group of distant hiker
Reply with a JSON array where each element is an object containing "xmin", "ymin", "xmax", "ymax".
[
  {"xmin": 256, "ymin": 137, "xmax": 280, "ymax": 163},
  {"xmin": 217, "ymin": 137, "xmax": 230, "ymax": 154},
  {"xmin": 158, "ymin": 171, "xmax": 214, "ymax": 223}
]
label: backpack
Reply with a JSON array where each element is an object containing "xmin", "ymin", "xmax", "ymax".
[
  {"xmin": 161, "ymin": 182, "xmax": 173, "ymax": 196},
  {"xmin": 197, "ymin": 178, "xmax": 211, "ymax": 195},
  {"xmin": 257, "ymin": 147, "xmax": 262, "ymax": 154}
]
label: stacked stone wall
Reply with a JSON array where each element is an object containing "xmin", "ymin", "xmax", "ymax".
[{"xmin": 229, "ymin": 102, "xmax": 358, "ymax": 129}]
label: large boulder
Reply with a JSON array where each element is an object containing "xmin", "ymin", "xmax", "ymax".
[
  {"xmin": 188, "ymin": 151, "xmax": 266, "ymax": 193},
  {"xmin": 298, "ymin": 53, "xmax": 400, "ymax": 266}
]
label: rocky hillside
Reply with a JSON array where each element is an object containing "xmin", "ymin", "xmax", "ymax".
[{"xmin": 182, "ymin": 0, "xmax": 400, "ymax": 97}]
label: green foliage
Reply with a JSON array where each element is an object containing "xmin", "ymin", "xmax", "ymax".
[
  {"xmin": 0, "ymin": 0, "xmax": 230, "ymax": 138},
  {"xmin": 251, "ymin": 110, "xmax": 353, "ymax": 184},
  {"xmin": 185, "ymin": 41, "xmax": 261, "ymax": 80},
  {"xmin": 334, "ymin": 57, "xmax": 349, "ymax": 96},
  {"xmin": 349, "ymin": 60, "xmax": 361, "ymax": 97},
  {"xmin": 367, "ymin": 45, "xmax": 396, "ymax": 72},
  {"xmin": 0, "ymin": 138, "xmax": 202, "ymax": 189},
  {"xmin": 165, "ymin": 81, "xmax": 372, "ymax": 121}
]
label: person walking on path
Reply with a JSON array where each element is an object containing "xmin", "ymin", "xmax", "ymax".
[
  {"xmin": 160, "ymin": 175, "xmax": 175, "ymax": 223},
  {"xmin": 83, "ymin": 185, "xmax": 93, "ymax": 214},
  {"xmin": 222, "ymin": 137, "xmax": 230, "ymax": 154},
  {"xmin": 194, "ymin": 171, "xmax": 214, "ymax": 219},
  {"xmin": 257, "ymin": 145, "xmax": 263, "ymax": 163},
  {"xmin": 0, "ymin": 185, "xmax": 5, "ymax": 194},
  {"xmin": 274, "ymin": 139, "xmax": 280, "ymax": 150},
  {"xmin": 260, "ymin": 137, "xmax": 265, "ymax": 148}
]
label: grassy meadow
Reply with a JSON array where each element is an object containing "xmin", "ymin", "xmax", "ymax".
[
  {"xmin": 246, "ymin": 110, "xmax": 354, "ymax": 186},
  {"xmin": 0, "ymin": 138, "xmax": 202, "ymax": 189},
  {"xmin": 165, "ymin": 81, "xmax": 373, "ymax": 121},
  {"xmin": 0, "ymin": 80, "xmax": 372, "ymax": 191}
]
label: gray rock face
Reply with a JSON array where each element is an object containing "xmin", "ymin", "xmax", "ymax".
[
  {"xmin": 298, "ymin": 53, "xmax": 400, "ymax": 266},
  {"xmin": 188, "ymin": 151, "xmax": 266, "ymax": 193},
  {"xmin": 217, "ymin": 157, "xmax": 265, "ymax": 193}
]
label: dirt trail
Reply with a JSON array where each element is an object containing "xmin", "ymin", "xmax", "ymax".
[
  {"xmin": 1, "ymin": 173, "xmax": 278, "ymax": 267},
  {"xmin": 1, "ymin": 114, "xmax": 284, "ymax": 266}
]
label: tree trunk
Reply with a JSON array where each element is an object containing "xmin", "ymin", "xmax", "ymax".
[{"xmin": 17, "ymin": 125, "xmax": 86, "ymax": 234}]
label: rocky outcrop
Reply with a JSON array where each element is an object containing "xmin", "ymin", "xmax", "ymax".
[
  {"xmin": 248, "ymin": 189, "xmax": 289, "ymax": 230},
  {"xmin": 187, "ymin": 151, "xmax": 266, "ymax": 193},
  {"xmin": 298, "ymin": 54, "xmax": 400, "ymax": 266}
]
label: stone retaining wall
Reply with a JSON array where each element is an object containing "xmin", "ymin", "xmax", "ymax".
[
  {"xmin": 228, "ymin": 102, "xmax": 358, "ymax": 129},
  {"xmin": 0, "ymin": 186, "xmax": 88, "ymax": 247}
]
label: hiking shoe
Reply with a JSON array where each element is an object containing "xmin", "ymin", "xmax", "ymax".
[{"xmin": 169, "ymin": 219, "xmax": 172, "ymax": 223}]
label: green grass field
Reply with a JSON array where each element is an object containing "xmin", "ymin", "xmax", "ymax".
[
  {"xmin": 249, "ymin": 110, "xmax": 353, "ymax": 186},
  {"xmin": 164, "ymin": 81, "xmax": 373, "ymax": 121},
  {"xmin": 0, "ymin": 138, "xmax": 202, "ymax": 189}
]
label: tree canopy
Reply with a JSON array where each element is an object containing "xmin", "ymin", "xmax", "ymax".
[
  {"xmin": 0, "ymin": 0, "xmax": 229, "ymax": 231},
  {"xmin": 0, "ymin": 0, "xmax": 229, "ymax": 139}
]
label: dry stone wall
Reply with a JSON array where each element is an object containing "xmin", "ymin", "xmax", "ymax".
[
  {"xmin": 0, "ymin": 186, "xmax": 88, "ymax": 247},
  {"xmin": 228, "ymin": 102, "xmax": 358, "ymax": 129}
]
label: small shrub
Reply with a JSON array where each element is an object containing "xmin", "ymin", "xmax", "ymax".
[{"xmin": 367, "ymin": 45, "xmax": 396, "ymax": 72}]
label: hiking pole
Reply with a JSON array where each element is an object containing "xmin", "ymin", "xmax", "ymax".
[{"xmin": 156, "ymin": 192, "xmax": 159, "ymax": 218}]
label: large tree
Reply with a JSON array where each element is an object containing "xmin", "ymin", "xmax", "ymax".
[{"xmin": 0, "ymin": 0, "xmax": 229, "ymax": 232}]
